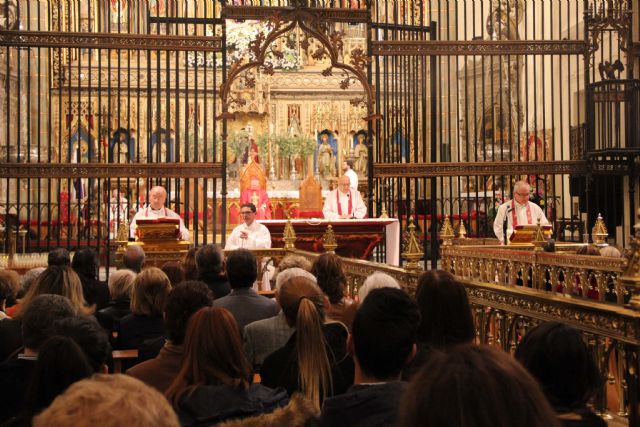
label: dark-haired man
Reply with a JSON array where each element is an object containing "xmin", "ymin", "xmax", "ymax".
[
  {"xmin": 319, "ymin": 288, "xmax": 420, "ymax": 427},
  {"xmin": 212, "ymin": 249, "xmax": 278, "ymax": 331},
  {"xmin": 225, "ymin": 203, "xmax": 271, "ymax": 250},
  {"xmin": 126, "ymin": 281, "xmax": 213, "ymax": 392},
  {"xmin": 196, "ymin": 244, "xmax": 230, "ymax": 299}
]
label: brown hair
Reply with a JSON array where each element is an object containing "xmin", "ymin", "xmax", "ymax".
[
  {"xmin": 311, "ymin": 253, "xmax": 346, "ymax": 305},
  {"xmin": 19, "ymin": 265, "xmax": 92, "ymax": 316},
  {"xmin": 33, "ymin": 374, "xmax": 180, "ymax": 427},
  {"xmin": 161, "ymin": 261, "xmax": 186, "ymax": 286},
  {"xmin": 182, "ymin": 247, "xmax": 199, "ymax": 280},
  {"xmin": 397, "ymin": 344, "xmax": 561, "ymax": 427},
  {"xmin": 165, "ymin": 307, "xmax": 251, "ymax": 407},
  {"xmin": 279, "ymin": 276, "xmax": 332, "ymax": 408},
  {"xmin": 130, "ymin": 267, "xmax": 171, "ymax": 316}
]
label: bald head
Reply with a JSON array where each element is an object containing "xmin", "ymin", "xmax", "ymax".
[
  {"xmin": 149, "ymin": 186, "xmax": 167, "ymax": 210},
  {"xmin": 338, "ymin": 175, "xmax": 350, "ymax": 194},
  {"xmin": 123, "ymin": 245, "xmax": 145, "ymax": 273}
]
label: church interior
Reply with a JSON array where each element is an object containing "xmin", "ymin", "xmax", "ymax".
[{"xmin": 1, "ymin": 0, "xmax": 640, "ymax": 425}]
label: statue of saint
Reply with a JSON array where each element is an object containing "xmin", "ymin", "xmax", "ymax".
[
  {"xmin": 317, "ymin": 131, "xmax": 337, "ymax": 179},
  {"xmin": 354, "ymin": 131, "xmax": 368, "ymax": 176}
]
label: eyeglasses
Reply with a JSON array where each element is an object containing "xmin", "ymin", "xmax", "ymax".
[
  {"xmin": 240, "ymin": 211, "xmax": 254, "ymax": 215},
  {"xmin": 514, "ymin": 192, "xmax": 529, "ymax": 197}
]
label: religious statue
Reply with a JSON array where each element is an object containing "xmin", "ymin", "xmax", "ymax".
[
  {"xmin": 353, "ymin": 131, "xmax": 368, "ymax": 176},
  {"xmin": 241, "ymin": 123, "xmax": 260, "ymax": 165},
  {"xmin": 240, "ymin": 176, "xmax": 272, "ymax": 220},
  {"xmin": 317, "ymin": 131, "xmax": 337, "ymax": 179}
]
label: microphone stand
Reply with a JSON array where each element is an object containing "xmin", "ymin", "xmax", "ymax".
[{"xmin": 503, "ymin": 207, "xmax": 510, "ymax": 245}]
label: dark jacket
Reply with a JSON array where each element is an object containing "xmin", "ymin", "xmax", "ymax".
[
  {"xmin": 557, "ymin": 408, "xmax": 607, "ymax": 427},
  {"xmin": 0, "ymin": 318, "xmax": 22, "ymax": 363},
  {"xmin": 176, "ymin": 383, "xmax": 289, "ymax": 427},
  {"xmin": 260, "ymin": 322, "xmax": 354, "ymax": 402},
  {"xmin": 198, "ymin": 273, "xmax": 231, "ymax": 299},
  {"xmin": 212, "ymin": 288, "xmax": 280, "ymax": 332},
  {"xmin": 78, "ymin": 275, "xmax": 111, "ymax": 310},
  {"xmin": 319, "ymin": 382, "xmax": 408, "ymax": 427},
  {"xmin": 95, "ymin": 297, "xmax": 131, "ymax": 337},
  {"xmin": 0, "ymin": 358, "xmax": 37, "ymax": 424}
]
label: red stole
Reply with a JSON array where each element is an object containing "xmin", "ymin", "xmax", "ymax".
[
  {"xmin": 337, "ymin": 190, "xmax": 353, "ymax": 216},
  {"xmin": 511, "ymin": 200, "xmax": 532, "ymax": 227}
]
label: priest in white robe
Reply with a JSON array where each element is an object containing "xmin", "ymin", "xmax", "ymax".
[
  {"xmin": 130, "ymin": 186, "xmax": 189, "ymax": 241},
  {"xmin": 493, "ymin": 180, "xmax": 549, "ymax": 244},
  {"xmin": 225, "ymin": 203, "xmax": 272, "ymax": 249},
  {"xmin": 323, "ymin": 175, "xmax": 367, "ymax": 220}
]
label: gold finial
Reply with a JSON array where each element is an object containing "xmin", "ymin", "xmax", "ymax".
[
  {"xmin": 323, "ymin": 224, "xmax": 338, "ymax": 253},
  {"xmin": 592, "ymin": 213, "xmax": 608, "ymax": 245},
  {"xmin": 283, "ymin": 218, "xmax": 296, "ymax": 250},
  {"xmin": 117, "ymin": 217, "xmax": 129, "ymax": 242},
  {"xmin": 458, "ymin": 220, "xmax": 467, "ymax": 239},
  {"xmin": 440, "ymin": 215, "xmax": 455, "ymax": 246},
  {"xmin": 379, "ymin": 204, "xmax": 389, "ymax": 219},
  {"xmin": 621, "ymin": 209, "xmax": 640, "ymax": 310},
  {"xmin": 402, "ymin": 218, "xmax": 423, "ymax": 270},
  {"xmin": 532, "ymin": 217, "xmax": 546, "ymax": 250}
]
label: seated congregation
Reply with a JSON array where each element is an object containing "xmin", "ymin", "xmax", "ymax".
[{"xmin": 0, "ymin": 246, "xmax": 606, "ymax": 427}]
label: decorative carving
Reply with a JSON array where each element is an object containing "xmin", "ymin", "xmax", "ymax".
[
  {"xmin": 621, "ymin": 209, "xmax": 640, "ymax": 310},
  {"xmin": 323, "ymin": 224, "xmax": 338, "ymax": 253},
  {"xmin": 0, "ymin": 31, "xmax": 223, "ymax": 52},
  {"xmin": 373, "ymin": 160, "xmax": 587, "ymax": 178},
  {"xmin": 371, "ymin": 40, "xmax": 588, "ymax": 56},
  {"xmin": 458, "ymin": 221, "xmax": 467, "ymax": 239},
  {"xmin": 402, "ymin": 219, "xmax": 423, "ymax": 270},
  {"xmin": 283, "ymin": 219, "xmax": 296, "ymax": 250},
  {"xmin": 222, "ymin": 6, "xmax": 369, "ymax": 24},
  {"xmin": 440, "ymin": 215, "xmax": 455, "ymax": 246},
  {"xmin": 0, "ymin": 163, "xmax": 223, "ymax": 179},
  {"xmin": 592, "ymin": 213, "xmax": 609, "ymax": 245}
]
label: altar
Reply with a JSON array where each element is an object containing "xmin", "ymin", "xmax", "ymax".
[{"xmin": 259, "ymin": 218, "xmax": 400, "ymax": 266}]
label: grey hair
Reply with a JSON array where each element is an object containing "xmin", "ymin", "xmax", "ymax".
[
  {"xmin": 275, "ymin": 267, "xmax": 316, "ymax": 291},
  {"xmin": 513, "ymin": 180, "xmax": 531, "ymax": 194},
  {"xmin": 358, "ymin": 272, "xmax": 400, "ymax": 302}
]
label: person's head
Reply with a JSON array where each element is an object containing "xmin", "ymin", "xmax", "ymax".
[
  {"xmin": 149, "ymin": 186, "xmax": 168, "ymax": 210},
  {"xmin": 358, "ymin": 272, "xmax": 401, "ymax": 302},
  {"xmin": 415, "ymin": 270, "xmax": 475, "ymax": 348},
  {"xmin": 164, "ymin": 281, "xmax": 213, "ymax": 346},
  {"xmin": 515, "ymin": 322, "xmax": 600, "ymax": 409},
  {"xmin": 165, "ymin": 307, "xmax": 251, "ymax": 406},
  {"xmin": 48, "ymin": 247, "xmax": 71, "ymax": 267},
  {"xmin": 275, "ymin": 267, "xmax": 316, "ymax": 294},
  {"xmin": 342, "ymin": 159, "xmax": 353, "ymax": 172},
  {"xmin": 23, "ymin": 336, "xmax": 94, "ymax": 418},
  {"xmin": 513, "ymin": 180, "xmax": 531, "ymax": 205},
  {"xmin": 54, "ymin": 316, "xmax": 111, "ymax": 372},
  {"xmin": 72, "ymin": 247, "xmax": 100, "ymax": 279},
  {"xmin": 18, "ymin": 267, "xmax": 46, "ymax": 299},
  {"xmin": 278, "ymin": 276, "xmax": 329, "ymax": 407},
  {"xmin": 577, "ymin": 245, "xmax": 601, "ymax": 256},
  {"xmin": 182, "ymin": 247, "xmax": 198, "ymax": 280},
  {"xmin": 351, "ymin": 288, "xmax": 419, "ymax": 381},
  {"xmin": 107, "ymin": 269, "xmax": 136, "ymax": 300},
  {"xmin": 196, "ymin": 244, "xmax": 224, "ymax": 276},
  {"xmin": 0, "ymin": 269, "xmax": 20, "ymax": 307},
  {"xmin": 33, "ymin": 374, "xmax": 180, "ymax": 427},
  {"xmin": 311, "ymin": 253, "xmax": 346, "ymax": 305},
  {"xmin": 225, "ymin": 249, "xmax": 257, "ymax": 289},
  {"xmin": 161, "ymin": 261, "xmax": 186, "ymax": 286},
  {"xmin": 543, "ymin": 238, "xmax": 556, "ymax": 253},
  {"xmin": 130, "ymin": 267, "xmax": 172, "ymax": 317},
  {"xmin": 22, "ymin": 294, "xmax": 75, "ymax": 352},
  {"xmin": 397, "ymin": 344, "xmax": 561, "ymax": 427},
  {"xmin": 337, "ymin": 175, "xmax": 350, "ymax": 195},
  {"xmin": 600, "ymin": 245, "xmax": 622, "ymax": 257},
  {"xmin": 122, "ymin": 245, "xmax": 145, "ymax": 273},
  {"xmin": 20, "ymin": 265, "xmax": 90, "ymax": 316},
  {"xmin": 276, "ymin": 254, "xmax": 312, "ymax": 273},
  {"xmin": 240, "ymin": 202, "xmax": 257, "ymax": 226}
]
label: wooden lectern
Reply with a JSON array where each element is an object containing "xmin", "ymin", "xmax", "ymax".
[
  {"xmin": 509, "ymin": 224, "xmax": 553, "ymax": 245},
  {"xmin": 116, "ymin": 218, "xmax": 190, "ymax": 267}
]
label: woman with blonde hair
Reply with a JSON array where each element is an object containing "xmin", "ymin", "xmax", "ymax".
[
  {"xmin": 95, "ymin": 269, "xmax": 136, "ymax": 338},
  {"xmin": 260, "ymin": 276, "xmax": 354, "ymax": 408},
  {"xmin": 115, "ymin": 267, "xmax": 170, "ymax": 359},
  {"xmin": 166, "ymin": 307, "xmax": 288, "ymax": 425}
]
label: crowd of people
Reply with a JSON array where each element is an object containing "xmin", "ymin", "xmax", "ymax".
[{"xmin": 0, "ymin": 246, "xmax": 607, "ymax": 427}]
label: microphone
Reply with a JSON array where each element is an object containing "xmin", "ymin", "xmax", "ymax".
[
  {"xmin": 503, "ymin": 205, "xmax": 511, "ymax": 245},
  {"xmin": 347, "ymin": 192, "xmax": 350, "ymax": 198}
]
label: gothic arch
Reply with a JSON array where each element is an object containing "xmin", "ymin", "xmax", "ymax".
[{"xmin": 219, "ymin": 7, "xmax": 377, "ymax": 122}]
